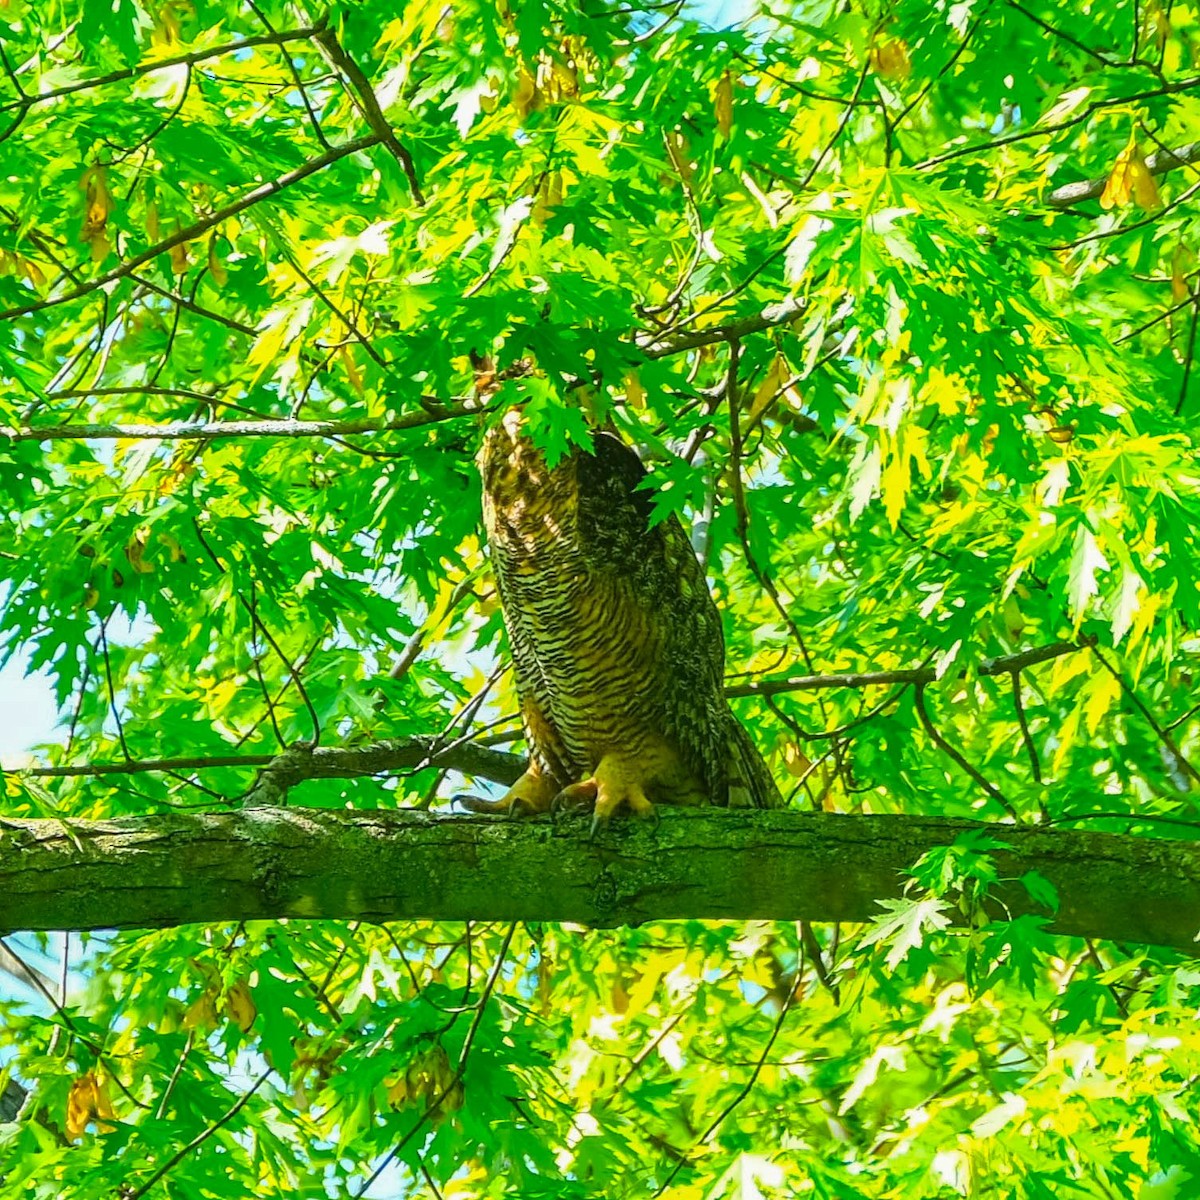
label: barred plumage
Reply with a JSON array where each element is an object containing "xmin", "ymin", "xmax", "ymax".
[{"xmin": 467, "ymin": 409, "xmax": 781, "ymax": 823}]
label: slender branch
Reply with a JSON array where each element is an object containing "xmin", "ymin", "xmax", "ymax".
[
  {"xmin": 914, "ymin": 682, "xmax": 1018, "ymax": 819},
  {"xmin": 0, "ymin": 134, "xmax": 382, "ymax": 323},
  {"xmin": 917, "ymin": 76, "xmax": 1200, "ymax": 171},
  {"xmin": 0, "ymin": 24, "xmax": 328, "ymax": 116},
  {"xmin": 27, "ymin": 736, "xmax": 525, "ymax": 788},
  {"xmin": 726, "ymin": 666, "xmax": 936, "ymax": 697},
  {"xmin": 1052, "ymin": 177, "xmax": 1200, "ymax": 251},
  {"xmin": 1, "ymin": 404, "xmax": 475, "ymax": 443},
  {"xmin": 978, "ymin": 639, "xmax": 1092, "ymax": 675},
  {"xmin": 1174, "ymin": 287, "xmax": 1200, "ymax": 417},
  {"xmin": 1010, "ymin": 671, "xmax": 1043, "ymax": 784},
  {"xmin": 246, "ymin": 0, "xmax": 330, "ymax": 149},
  {"xmin": 311, "ymin": 24, "xmax": 425, "ymax": 205},
  {"xmin": 1046, "ymin": 140, "xmax": 1200, "ymax": 208},
  {"xmin": 125, "ymin": 1069, "xmax": 272, "ymax": 1200},
  {"xmin": 730, "ymin": 640, "xmax": 1087, "ymax": 696},
  {"xmin": 639, "ymin": 298, "xmax": 805, "ymax": 358},
  {"xmin": 1089, "ymin": 644, "xmax": 1200, "ymax": 787},
  {"xmin": 355, "ymin": 923, "xmax": 515, "ymax": 1197},
  {"xmin": 653, "ymin": 959, "xmax": 799, "ymax": 1195}
]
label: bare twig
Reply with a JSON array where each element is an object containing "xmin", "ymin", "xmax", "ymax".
[
  {"xmin": 651, "ymin": 958, "xmax": 801, "ymax": 1196},
  {"xmin": 191, "ymin": 523, "xmax": 322, "ymax": 748},
  {"xmin": 913, "ymin": 683, "xmax": 1019, "ymax": 819},
  {"xmin": 1174, "ymin": 287, "xmax": 1200, "ymax": 417},
  {"xmin": 354, "ymin": 924, "xmax": 517, "ymax": 1197},
  {"xmin": 126, "ymin": 1069, "xmax": 272, "ymax": 1199},
  {"xmin": 1090, "ymin": 644, "xmax": 1200, "ymax": 787},
  {"xmin": 1009, "ymin": 671, "xmax": 1043, "ymax": 784}
]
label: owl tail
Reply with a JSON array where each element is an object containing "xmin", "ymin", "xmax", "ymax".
[{"xmin": 724, "ymin": 712, "xmax": 783, "ymax": 809}]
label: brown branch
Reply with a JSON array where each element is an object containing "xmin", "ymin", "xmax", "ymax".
[
  {"xmin": 1090, "ymin": 644, "xmax": 1200, "ymax": 787},
  {"xmin": 727, "ymin": 666, "xmax": 936, "ymax": 697},
  {"xmin": 28, "ymin": 735, "xmax": 525, "ymax": 789},
  {"xmin": 1046, "ymin": 140, "xmax": 1200, "ymax": 208},
  {"xmin": 0, "ymin": 24, "xmax": 328, "ymax": 116},
  {"xmin": 126, "ymin": 1069, "xmax": 272, "ymax": 1200},
  {"xmin": 917, "ymin": 76, "xmax": 1200, "ymax": 171},
  {"xmin": 914, "ymin": 682, "xmax": 1018, "ymax": 819},
  {"xmin": 730, "ymin": 640, "xmax": 1091, "ymax": 698},
  {"xmin": 356, "ymin": 923, "xmax": 515, "ymax": 1196},
  {"xmin": 1, "ymin": 404, "xmax": 476, "ymax": 444},
  {"xmin": 311, "ymin": 25, "xmax": 425, "ymax": 205},
  {"xmin": 0, "ymin": 808, "xmax": 1198, "ymax": 952},
  {"xmin": 654, "ymin": 955, "xmax": 799, "ymax": 1195},
  {"xmin": 1010, "ymin": 672, "xmax": 1043, "ymax": 785},
  {"xmin": 978, "ymin": 639, "xmax": 1092, "ymax": 675},
  {"xmin": 639, "ymin": 298, "xmax": 805, "ymax": 358},
  {"xmin": 0, "ymin": 134, "xmax": 381, "ymax": 323}
]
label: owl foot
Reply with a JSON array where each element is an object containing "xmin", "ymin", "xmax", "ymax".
[
  {"xmin": 551, "ymin": 756, "xmax": 657, "ymax": 838},
  {"xmin": 456, "ymin": 766, "xmax": 557, "ymax": 817}
]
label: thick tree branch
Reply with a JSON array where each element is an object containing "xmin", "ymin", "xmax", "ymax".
[{"xmin": 0, "ymin": 808, "xmax": 1196, "ymax": 951}]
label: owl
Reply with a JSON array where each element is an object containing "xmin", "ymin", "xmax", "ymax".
[{"xmin": 462, "ymin": 408, "xmax": 781, "ymax": 826}]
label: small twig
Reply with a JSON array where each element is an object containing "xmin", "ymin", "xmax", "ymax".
[
  {"xmin": 1051, "ymin": 178, "xmax": 1200, "ymax": 251},
  {"xmin": 248, "ymin": 581, "xmax": 286, "ymax": 749},
  {"xmin": 917, "ymin": 75, "xmax": 1200, "ymax": 172},
  {"xmin": 192, "ymin": 522, "xmax": 322, "ymax": 747},
  {"xmin": 1009, "ymin": 670, "xmax": 1042, "ymax": 784},
  {"xmin": 0, "ymin": 24, "xmax": 328, "ymax": 116},
  {"xmin": 152, "ymin": 1031, "xmax": 195, "ymax": 1122},
  {"xmin": 1174, "ymin": 286, "xmax": 1199, "ymax": 416},
  {"xmin": 125, "ymin": 1069, "xmax": 272, "ymax": 1199},
  {"xmin": 354, "ymin": 924, "xmax": 517, "ymax": 1198},
  {"xmin": 1090, "ymin": 644, "xmax": 1200, "ymax": 787},
  {"xmin": 651, "ymin": 960, "xmax": 801, "ymax": 1196},
  {"xmin": 247, "ymin": 0, "xmax": 330, "ymax": 148},
  {"xmin": 913, "ymin": 683, "xmax": 1019, "ymax": 819},
  {"xmin": 97, "ymin": 617, "xmax": 132, "ymax": 762},
  {"xmin": 765, "ymin": 686, "xmax": 910, "ymax": 741},
  {"xmin": 728, "ymin": 666, "xmax": 936, "ymax": 697}
]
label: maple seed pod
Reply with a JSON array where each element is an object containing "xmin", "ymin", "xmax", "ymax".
[
  {"xmin": 870, "ymin": 39, "xmax": 912, "ymax": 81},
  {"xmin": 66, "ymin": 1071, "xmax": 116, "ymax": 1140},
  {"xmin": 714, "ymin": 71, "xmax": 733, "ymax": 139},
  {"xmin": 1101, "ymin": 135, "xmax": 1162, "ymax": 211},
  {"xmin": 225, "ymin": 980, "xmax": 257, "ymax": 1032}
]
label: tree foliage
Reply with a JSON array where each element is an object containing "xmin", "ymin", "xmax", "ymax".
[{"xmin": 1, "ymin": 0, "xmax": 1199, "ymax": 1195}]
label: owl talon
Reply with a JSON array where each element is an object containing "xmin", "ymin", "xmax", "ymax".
[
  {"xmin": 551, "ymin": 779, "xmax": 599, "ymax": 816},
  {"xmin": 457, "ymin": 766, "xmax": 557, "ymax": 817},
  {"xmin": 454, "ymin": 793, "xmax": 505, "ymax": 814}
]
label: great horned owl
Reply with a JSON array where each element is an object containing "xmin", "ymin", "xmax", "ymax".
[{"xmin": 464, "ymin": 409, "xmax": 781, "ymax": 825}]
